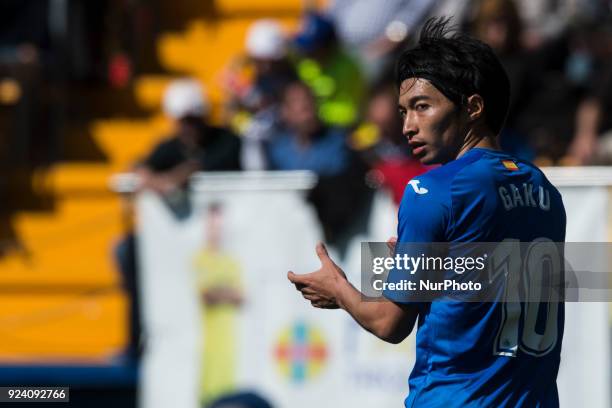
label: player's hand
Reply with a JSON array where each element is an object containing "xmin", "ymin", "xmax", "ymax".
[{"xmin": 287, "ymin": 242, "xmax": 347, "ymax": 309}]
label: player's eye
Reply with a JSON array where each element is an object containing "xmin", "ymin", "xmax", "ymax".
[
  {"xmin": 398, "ymin": 109, "xmax": 407, "ymax": 118},
  {"xmin": 415, "ymin": 103, "xmax": 430, "ymax": 112}
]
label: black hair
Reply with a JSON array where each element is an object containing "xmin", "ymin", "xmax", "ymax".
[{"xmin": 395, "ymin": 17, "xmax": 511, "ymax": 134}]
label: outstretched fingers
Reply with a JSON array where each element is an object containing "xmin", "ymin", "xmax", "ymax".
[
  {"xmin": 287, "ymin": 271, "xmax": 305, "ymax": 285},
  {"xmin": 288, "ymin": 271, "xmax": 318, "ymax": 293},
  {"xmin": 302, "ymin": 293, "xmax": 319, "ymax": 301}
]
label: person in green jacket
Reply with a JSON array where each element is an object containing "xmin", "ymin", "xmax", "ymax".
[{"xmin": 293, "ymin": 12, "xmax": 366, "ymax": 128}]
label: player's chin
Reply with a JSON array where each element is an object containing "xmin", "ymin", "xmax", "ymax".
[
  {"xmin": 416, "ymin": 150, "xmax": 436, "ymax": 165},
  {"xmin": 418, "ymin": 148, "xmax": 449, "ymax": 165}
]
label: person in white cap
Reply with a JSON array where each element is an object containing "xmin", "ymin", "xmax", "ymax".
[
  {"xmin": 242, "ymin": 19, "xmax": 296, "ymax": 112},
  {"xmin": 224, "ymin": 19, "xmax": 297, "ymax": 170},
  {"xmin": 137, "ymin": 78, "xmax": 241, "ymax": 195},
  {"xmin": 162, "ymin": 78, "xmax": 209, "ymax": 121}
]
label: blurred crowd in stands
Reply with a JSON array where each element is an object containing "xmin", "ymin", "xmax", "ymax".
[
  {"xmin": 134, "ymin": 0, "xmax": 612, "ymax": 251},
  {"xmin": 4, "ymin": 0, "xmax": 612, "ymax": 248}
]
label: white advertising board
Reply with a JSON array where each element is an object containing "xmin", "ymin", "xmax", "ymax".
[{"xmin": 134, "ymin": 168, "xmax": 612, "ymax": 408}]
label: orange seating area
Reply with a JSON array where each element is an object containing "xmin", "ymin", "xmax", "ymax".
[{"xmin": 0, "ymin": 0, "xmax": 322, "ymax": 362}]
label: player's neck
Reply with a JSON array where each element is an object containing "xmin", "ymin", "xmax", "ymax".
[{"xmin": 456, "ymin": 127, "xmax": 499, "ymax": 159}]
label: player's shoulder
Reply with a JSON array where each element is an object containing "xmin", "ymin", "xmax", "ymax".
[
  {"xmin": 407, "ymin": 148, "xmax": 489, "ymax": 195},
  {"xmin": 398, "ymin": 151, "xmax": 483, "ymax": 217},
  {"xmin": 451, "ymin": 148, "xmax": 550, "ymax": 187},
  {"xmin": 470, "ymin": 148, "xmax": 559, "ymax": 191},
  {"xmin": 402, "ymin": 148, "xmax": 556, "ymax": 205},
  {"xmin": 450, "ymin": 148, "xmax": 563, "ymax": 203}
]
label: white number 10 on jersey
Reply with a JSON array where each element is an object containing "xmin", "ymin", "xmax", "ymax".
[{"xmin": 490, "ymin": 239, "xmax": 563, "ymax": 357}]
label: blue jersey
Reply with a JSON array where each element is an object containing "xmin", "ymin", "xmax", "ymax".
[{"xmin": 384, "ymin": 148, "xmax": 566, "ymax": 408}]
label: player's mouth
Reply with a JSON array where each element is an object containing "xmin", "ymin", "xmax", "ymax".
[{"xmin": 409, "ymin": 140, "xmax": 427, "ymax": 157}]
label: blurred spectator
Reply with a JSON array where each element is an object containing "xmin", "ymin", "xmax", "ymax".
[
  {"xmin": 242, "ymin": 20, "xmax": 296, "ymax": 113},
  {"xmin": 267, "ymin": 81, "xmax": 351, "ymax": 175},
  {"xmin": 137, "ymin": 79, "xmax": 241, "ymax": 196},
  {"xmin": 326, "ymin": 0, "xmax": 438, "ymax": 81},
  {"xmin": 114, "ymin": 80, "xmax": 240, "ymax": 378},
  {"xmin": 472, "ymin": 0, "xmax": 523, "ymax": 55},
  {"xmin": 565, "ymin": 24, "xmax": 612, "ymax": 164},
  {"xmin": 470, "ymin": 0, "xmax": 536, "ymax": 161},
  {"xmin": 224, "ymin": 20, "xmax": 296, "ymax": 118},
  {"xmin": 223, "ymin": 19, "xmax": 297, "ymax": 170},
  {"xmin": 267, "ymin": 81, "xmax": 370, "ymax": 249},
  {"xmin": 513, "ymin": 0, "xmax": 608, "ymax": 50},
  {"xmin": 470, "ymin": 0, "xmax": 605, "ymax": 164},
  {"xmin": 516, "ymin": 21, "xmax": 610, "ymax": 164},
  {"xmin": 566, "ymin": 96, "xmax": 602, "ymax": 164},
  {"xmin": 428, "ymin": 0, "xmax": 473, "ymax": 29},
  {"xmin": 351, "ymin": 82, "xmax": 427, "ymax": 205},
  {"xmin": 293, "ymin": 12, "xmax": 365, "ymax": 128},
  {"xmin": 0, "ymin": 0, "xmax": 62, "ymax": 262},
  {"xmin": 113, "ymin": 229, "xmax": 141, "ymax": 360},
  {"xmin": 0, "ymin": 0, "xmax": 60, "ymax": 166},
  {"xmin": 114, "ymin": 79, "xmax": 242, "ymax": 368}
]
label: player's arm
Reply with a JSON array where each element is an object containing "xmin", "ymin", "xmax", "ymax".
[
  {"xmin": 336, "ymin": 278, "xmax": 418, "ymax": 344},
  {"xmin": 288, "ymin": 243, "xmax": 418, "ymax": 344}
]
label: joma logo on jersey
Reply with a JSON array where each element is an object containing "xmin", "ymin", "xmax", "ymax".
[{"xmin": 408, "ymin": 179, "xmax": 428, "ymax": 195}]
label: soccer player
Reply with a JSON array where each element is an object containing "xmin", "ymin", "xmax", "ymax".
[{"xmin": 288, "ymin": 18, "xmax": 566, "ymax": 407}]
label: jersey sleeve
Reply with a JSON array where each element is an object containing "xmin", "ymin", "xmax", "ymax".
[{"xmin": 383, "ymin": 176, "xmax": 451, "ymax": 303}]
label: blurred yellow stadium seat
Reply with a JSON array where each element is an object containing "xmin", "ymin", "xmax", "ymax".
[
  {"xmin": 4, "ymin": 2, "xmax": 321, "ymax": 362},
  {"xmin": 0, "ymin": 292, "xmax": 126, "ymax": 362}
]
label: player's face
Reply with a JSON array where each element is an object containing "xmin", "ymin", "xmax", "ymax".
[{"xmin": 398, "ymin": 78, "xmax": 468, "ymax": 165}]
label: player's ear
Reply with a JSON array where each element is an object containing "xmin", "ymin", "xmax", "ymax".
[{"xmin": 465, "ymin": 94, "xmax": 484, "ymax": 122}]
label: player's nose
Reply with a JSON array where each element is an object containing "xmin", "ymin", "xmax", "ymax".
[{"xmin": 402, "ymin": 114, "xmax": 418, "ymax": 140}]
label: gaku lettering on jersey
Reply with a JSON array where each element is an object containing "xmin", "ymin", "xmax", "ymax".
[
  {"xmin": 408, "ymin": 179, "xmax": 428, "ymax": 195},
  {"xmin": 498, "ymin": 183, "xmax": 550, "ymax": 211}
]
